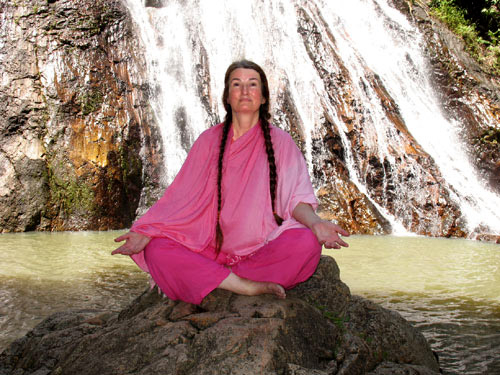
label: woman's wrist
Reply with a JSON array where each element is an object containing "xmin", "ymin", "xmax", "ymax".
[
  {"xmin": 292, "ymin": 202, "xmax": 322, "ymax": 229},
  {"xmin": 309, "ymin": 217, "xmax": 324, "ymax": 230}
]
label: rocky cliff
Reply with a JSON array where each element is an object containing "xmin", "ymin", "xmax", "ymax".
[
  {"xmin": 0, "ymin": 256, "xmax": 441, "ymax": 375},
  {"xmin": 290, "ymin": 0, "xmax": 500, "ymax": 238},
  {"xmin": 389, "ymin": 0, "xmax": 500, "ymax": 241},
  {"xmin": 0, "ymin": 0, "xmax": 498, "ymax": 239},
  {"xmin": 0, "ymin": 0, "xmax": 162, "ymax": 232}
]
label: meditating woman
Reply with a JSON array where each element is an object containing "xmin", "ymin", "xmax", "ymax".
[{"xmin": 112, "ymin": 60, "xmax": 349, "ymax": 305}]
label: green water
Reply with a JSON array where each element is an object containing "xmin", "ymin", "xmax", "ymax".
[
  {"xmin": 0, "ymin": 232, "xmax": 498, "ymax": 374},
  {"xmin": 0, "ymin": 230, "xmax": 149, "ymax": 352},
  {"xmin": 325, "ymin": 235, "xmax": 500, "ymax": 375}
]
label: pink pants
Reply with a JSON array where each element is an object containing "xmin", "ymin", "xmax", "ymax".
[{"xmin": 143, "ymin": 228, "xmax": 321, "ymax": 305}]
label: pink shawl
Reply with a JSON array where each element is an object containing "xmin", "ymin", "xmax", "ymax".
[{"xmin": 131, "ymin": 122, "xmax": 317, "ymax": 272}]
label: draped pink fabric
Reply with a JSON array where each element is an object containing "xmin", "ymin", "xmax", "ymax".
[{"xmin": 130, "ymin": 122, "xmax": 317, "ymax": 272}]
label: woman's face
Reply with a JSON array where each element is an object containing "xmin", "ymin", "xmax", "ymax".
[{"xmin": 226, "ymin": 68, "xmax": 265, "ymax": 116}]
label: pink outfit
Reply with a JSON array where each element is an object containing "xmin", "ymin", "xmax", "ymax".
[
  {"xmin": 145, "ymin": 228, "xmax": 321, "ymax": 305},
  {"xmin": 129, "ymin": 122, "xmax": 321, "ymax": 304}
]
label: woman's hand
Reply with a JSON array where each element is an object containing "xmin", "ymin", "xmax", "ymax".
[
  {"xmin": 111, "ymin": 231, "xmax": 151, "ymax": 256},
  {"xmin": 292, "ymin": 202, "xmax": 349, "ymax": 249},
  {"xmin": 310, "ymin": 220, "xmax": 349, "ymax": 249}
]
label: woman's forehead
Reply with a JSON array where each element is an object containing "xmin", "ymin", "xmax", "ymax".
[{"xmin": 229, "ymin": 68, "xmax": 261, "ymax": 81}]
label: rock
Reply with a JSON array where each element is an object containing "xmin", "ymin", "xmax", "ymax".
[
  {"xmin": 1, "ymin": 0, "xmax": 498, "ymax": 238},
  {"xmin": 292, "ymin": 2, "xmax": 470, "ymax": 238},
  {"xmin": 366, "ymin": 361, "xmax": 441, "ymax": 375},
  {"xmin": 0, "ymin": 256, "xmax": 440, "ymax": 375},
  {"xmin": 0, "ymin": 0, "xmax": 163, "ymax": 232},
  {"xmin": 145, "ymin": 0, "xmax": 166, "ymax": 8}
]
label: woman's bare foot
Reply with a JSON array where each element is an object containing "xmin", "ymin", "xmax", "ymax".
[
  {"xmin": 218, "ymin": 272, "xmax": 286, "ymax": 299},
  {"xmin": 263, "ymin": 282, "xmax": 286, "ymax": 299}
]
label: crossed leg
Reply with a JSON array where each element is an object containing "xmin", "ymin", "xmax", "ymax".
[{"xmin": 143, "ymin": 228, "xmax": 321, "ymax": 305}]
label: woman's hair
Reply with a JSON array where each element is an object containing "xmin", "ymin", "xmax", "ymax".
[{"xmin": 216, "ymin": 60, "xmax": 283, "ymax": 253}]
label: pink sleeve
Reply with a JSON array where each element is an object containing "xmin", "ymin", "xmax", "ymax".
[
  {"xmin": 274, "ymin": 129, "xmax": 318, "ymax": 221},
  {"xmin": 130, "ymin": 126, "xmax": 219, "ymax": 245}
]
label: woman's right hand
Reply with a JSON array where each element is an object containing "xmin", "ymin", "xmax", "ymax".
[{"xmin": 111, "ymin": 231, "xmax": 151, "ymax": 256}]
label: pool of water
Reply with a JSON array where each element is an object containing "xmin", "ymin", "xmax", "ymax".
[
  {"xmin": 325, "ymin": 235, "xmax": 500, "ymax": 375},
  {"xmin": 0, "ymin": 230, "xmax": 149, "ymax": 351},
  {"xmin": 0, "ymin": 232, "xmax": 498, "ymax": 374}
]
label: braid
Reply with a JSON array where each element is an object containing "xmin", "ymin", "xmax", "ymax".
[
  {"xmin": 260, "ymin": 119, "xmax": 284, "ymax": 226},
  {"xmin": 215, "ymin": 116, "xmax": 232, "ymax": 254}
]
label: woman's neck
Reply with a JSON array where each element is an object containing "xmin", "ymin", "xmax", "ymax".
[{"xmin": 231, "ymin": 112, "xmax": 260, "ymax": 140}]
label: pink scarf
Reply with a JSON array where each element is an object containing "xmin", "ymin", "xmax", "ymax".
[{"xmin": 131, "ymin": 122, "xmax": 317, "ymax": 272}]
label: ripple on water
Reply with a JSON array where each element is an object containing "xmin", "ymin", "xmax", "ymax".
[{"xmin": 0, "ymin": 231, "xmax": 149, "ymax": 351}]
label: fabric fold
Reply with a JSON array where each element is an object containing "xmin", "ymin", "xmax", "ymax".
[{"xmin": 130, "ymin": 121, "xmax": 317, "ymax": 271}]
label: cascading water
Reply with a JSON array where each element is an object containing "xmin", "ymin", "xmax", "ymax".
[
  {"xmin": 123, "ymin": 0, "xmax": 500, "ymax": 238},
  {"xmin": 123, "ymin": 0, "xmax": 324, "ymax": 182},
  {"xmin": 321, "ymin": 0, "xmax": 500, "ymax": 236}
]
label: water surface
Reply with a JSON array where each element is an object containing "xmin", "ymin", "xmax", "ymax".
[
  {"xmin": 1, "ymin": 232, "xmax": 498, "ymax": 375},
  {"xmin": 325, "ymin": 235, "xmax": 500, "ymax": 375},
  {"xmin": 0, "ymin": 230, "xmax": 148, "ymax": 351}
]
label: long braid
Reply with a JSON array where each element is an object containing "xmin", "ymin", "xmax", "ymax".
[
  {"xmin": 260, "ymin": 119, "xmax": 284, "ymax": 225},
  {"xmin": 215, "ymin": 116, "xmax": 232, "ymax": 253}
]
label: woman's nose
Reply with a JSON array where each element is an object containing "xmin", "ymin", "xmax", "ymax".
[{"xmin": 242, "ymin": 84, "xmax": 249, "ymax": 94}]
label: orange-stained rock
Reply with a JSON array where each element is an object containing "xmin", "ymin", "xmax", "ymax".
[
  {"xmin": 0, "ymin": 0, "xmax": 498, "ymax": 240},
  {"xmin": 0, "ymin": 0, "xmax": 163, "ymax": 232}
]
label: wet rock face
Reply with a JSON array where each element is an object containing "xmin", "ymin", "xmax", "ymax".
[
  {"xmin": 0, "ymin": 256, "xmax": 441, "ymax": 375},
  {"xmin": 145, "ymin": 0, "xmax": 167, "ymax": 8},
  {"xmin": 0, "ymin": 0, "xmax": 162, "ymax": 232},
  {"xmin": 1, "ymin": 0, "xmax": 497, "ymax": 237},
  {"xmin": 274, "ymin": 85, "xmax": 392, "ymax": 235}
]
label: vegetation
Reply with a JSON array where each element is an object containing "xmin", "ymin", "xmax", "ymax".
[
  {"xmin": 314, "ymin": 304, "xmax": 350, "ymax": 331},
  {"xmin": 78, "ymin": 89, "xmax": 104, "ymax": 115},
  {"xmin": 429, "ymin": 0, "xmax": 500, "ymax": 73},
  {"xmin": 47, "ymin": 160, "xmax": 95, "ymax": 216},
  {"xmin": 475, "ymin": 126, "xmax": 500, "ymax": 144}
]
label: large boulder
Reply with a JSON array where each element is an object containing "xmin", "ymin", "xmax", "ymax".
[{"xmin": 0, "ymin": 257, "xmax": 440, "ymax": 375}]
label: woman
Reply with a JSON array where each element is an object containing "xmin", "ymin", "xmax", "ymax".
[{"xmin": 112, "ymin": 60, "xmax": 349, "ymax": 304}]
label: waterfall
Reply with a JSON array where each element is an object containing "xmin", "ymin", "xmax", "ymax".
[
  {"xmin": 123, "ymin": 0, "xmax": 500, "ymax": 238},
  {"xmin": 323, "ymin": 0, "xmax": 500, "ymax": 236}
]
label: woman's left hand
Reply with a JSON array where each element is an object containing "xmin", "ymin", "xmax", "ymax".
[
  {"xmin": 311, "ymin": 220, "xmax": 349, "ymax": 249},
  {"xmin": 292, "ymin": 203, "xmax": 349, "ymax": 249}
]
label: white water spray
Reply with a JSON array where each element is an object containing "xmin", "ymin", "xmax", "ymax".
[
  {"xmin": 123, "ymin": 0, "xmax": 500, "ymax": 236},
  {"xmin": 320, "ymin": 0, "xmax": 500, "ymax": 235}
]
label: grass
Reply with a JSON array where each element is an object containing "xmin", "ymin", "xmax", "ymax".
[
  {"xmin": 314, "ymin": 304, "xmax": 350, "ymax": 331},
  {"xmin": 429, "ymin": 0, "xmax": 500, "ymax": 74}
]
